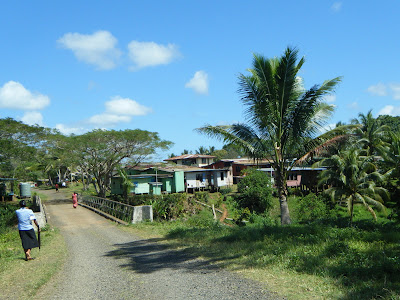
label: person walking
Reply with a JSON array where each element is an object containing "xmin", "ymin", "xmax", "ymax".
[
  {"xmin": 55, "ymin": 183, "xmax": 59, "ymax": 192},
  {"xmin": 15, "ymin": 200, "xmax": 40, "ymax": 261},
  {"xmin": 72, "ymin": 192, "xmax": 78, "ymax": 208}
]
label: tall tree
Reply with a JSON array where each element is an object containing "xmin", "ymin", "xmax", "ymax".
[
  {"xmin": 70, "ymin": 129, "xmax": 172, "ymax": 198},
  {"xmin": 315, "ymin": 148, "xmax": 388, "ymax": 226},
  {"xmin": 0, "ymin": 118, "xmax": 53, "ymax": 179},
  {"xmin": 351, "ymin": 110, "xmax": 389, "ymax": 156},
  {"xmin": 195, "ymin": 146, "xmax": 208, "ymax": 155},
  {"xmin": 197, "ymin": 47, "xmax": 341, "ymax": 225}
]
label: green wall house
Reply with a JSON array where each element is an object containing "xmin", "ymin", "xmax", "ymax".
[{"xmin": 110, "ymin": 167, "xmax": 185, "ymax": 195}]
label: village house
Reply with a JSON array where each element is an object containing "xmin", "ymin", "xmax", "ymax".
[
  {"xmin": 258, "ymin": 167, "xmax": 326, "ymax": 192},
  {"xmin": 110, "ymin": 164, "xmax": 231, "ymax": 195},
  {"xmin": 205, "ymin": 158, "xmax": 272, "ymax": 184},
  {"xmin": 163, "ymin": 154, "xmax": 216, "ymax": 167}
]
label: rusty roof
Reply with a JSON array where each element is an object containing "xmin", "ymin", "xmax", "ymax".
[{"xmin": 164, "ymin": 154, "xmax": 216, "ymax": 161}]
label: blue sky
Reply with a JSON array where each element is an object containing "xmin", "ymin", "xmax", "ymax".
[{"xmin": 1, "ymin": 1, "xmax": 399, "ymax": 159}]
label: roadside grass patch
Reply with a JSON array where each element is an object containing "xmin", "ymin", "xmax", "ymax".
[
  {"xmin": 0, "ymin": 226, "xmax": 67, "ymax": 299},
  {"xmin": 130, "ymin": 208, "xmax": 400, "ymax": 300}
]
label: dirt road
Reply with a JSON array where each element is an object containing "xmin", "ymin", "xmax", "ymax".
[{"xmin": 36, "ymin": 189, "xmax": 279, "ymax": 300}]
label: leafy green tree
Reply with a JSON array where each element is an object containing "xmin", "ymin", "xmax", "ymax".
[
  {"xmin": 222, "ymin": 143, "xmax": 246, "ymax": 158},
  {"xmin": 377, "ymin": 114, "xmax": 400, "ymax": 133},
  {"xmin": 210, "ymin": 149, "xmax": 227, "ymax": 161},
  {"xmin": 197, "ymin": 47, "xmax": 341, "ymax": 224},
  {"xmin": 70, "ymin": 129, "xmax": 172, "ymax": 198},
  {"xmin": 0, "ymin": 118, "xmax": 53, "ymax": 180},
  {"xmin": 236, "ymin": 168, "xmax": 273, "ymax": 214},
  {"xmin": 315, "ymin": 148, "xmax": 388, "ymax": 226},
  {"xmin": 296, "ymin": 193, "xmax": 328, "ymax": 223}
]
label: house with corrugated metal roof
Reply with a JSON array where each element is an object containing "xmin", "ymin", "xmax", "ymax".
[
  {"xmin": 204, "ymin": 158, "xmax": 272, "ymax": 184},
  {"xmin": 110, "ymin": 163, "xmax": 231, "ymax": 195},
  {"xmin": 164, "ymin": 154, "xmax": 216, "ymax": 167},
  {"xmin": 111, "ymin": 165, "xmax": 185, "ymax": 195}
]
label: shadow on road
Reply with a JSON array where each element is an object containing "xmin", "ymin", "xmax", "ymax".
[{"xmin": 104, "ymin": 238, "xmax": 220, "ymax": 274}]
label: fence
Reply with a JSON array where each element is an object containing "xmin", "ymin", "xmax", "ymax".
[{"xmin": 80, "ymin": 195, "xmax": 152, "ymax": 224}]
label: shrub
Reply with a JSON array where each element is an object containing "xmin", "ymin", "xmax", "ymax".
[
  {"xmin": 194, "ymin": 191, "xmax": 209, "ymax": 203},
  {"xmin": 0, "ymin": 204, "xmax": 18, "ymax": 234},
  {"xmin": 236, "ymin": 168, "xmax": 273, "ymax": 214},
  {"xmin": 296, "ymin": 193, "xmax": 328, "ymax": 223},
  {"xmin": 147, "ymin": 193, "xmax": 187, "ymax": 220},
  {"xmin": 219, "ymin": 187, "xmax": 232, "ymax": 195}
]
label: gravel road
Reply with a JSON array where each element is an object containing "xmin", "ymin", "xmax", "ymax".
[{"xmin": 36, "ymin": 189, "xmax": 282, "ymax": 300}]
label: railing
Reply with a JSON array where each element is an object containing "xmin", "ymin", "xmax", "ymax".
[{"xmin": 80, "ymin": 195, "xmax": 136, "ymax": 223}]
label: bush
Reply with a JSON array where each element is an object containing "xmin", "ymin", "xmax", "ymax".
[
  {"xmin": 219, "ymin": 187, "xmax": 232, "ymax": 195},
  {"xmin": 0, "ymin": 204, "xmax": 18, "ymax": 234},
  {"xmin": 236, "ymin": 168, "xmax": 273, "ymax": 214},
  {"xmin": 194, "ymin": 191, "xmax": 209, "ymax": 203},
  {"xmin": 147, "ymin": 193, "xmax": 187, "ymax": 220},
  {"xmin": 296, "ymin": 193, "xmax": 328, "ymax": 223}
]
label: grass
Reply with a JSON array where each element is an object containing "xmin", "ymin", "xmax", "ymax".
[
  {"xmin": 126, "ymin": 199, "xmax": 400, "ymax": 300},
  {"xmin": 0, "ymin": 225, "xmax": 67, "ymax": 299}
]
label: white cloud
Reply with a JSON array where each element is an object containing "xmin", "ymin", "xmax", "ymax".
[
  {"xmin": 58, "ymin": 30, "xmax": 121, "ymax": 70},
  {"xmin": 105, "ymin": 96, "xmax": 152, "ymax": 116},
  {"xmin": 88, "ymin": 114, "xmax": 131, "ymax": 126},
  {"xmin": 324, "ymin": 95, "xmax": 336, "ymax": 103},
  {"xmin": 87, "ymin": 96, "xmax": 152, "ymax": 127},
  {"xmin": 348, "ymin": 102, "xmax": 359, "ymax": 110},
  {"xmin": 0, "ymin": 81, "xmax": 50, "ymax": 110},
  {"xmin": 389, "ymin": 83, "xmax": 400, "ymax": 100},
  {"xmin": 331, "ymin": 2, "xmax": 342, "ymax": 12},
  {"xmin": 55, "ymin": 124, "xmax": 87, "ymax": 136},
  {"xmin": 127, "ymin": 41, "xmax": 180, "ymax": 70},
  {"xmin": 185, "ymin": 71, "xmax": 209, "ymax": 95},
  {"xmin": 367, "ymin": 83, "xmax": 387, "ymax": 97},
  {"xmin": 367, "ymin": 82, "xmax": 400, "ymax": 100},
  {"xmin": 21, "ymin": 111, "xmax": 44, "ymax": 126},
  {"xmin": 378, "ymin": 105, "xmax": 400, "ymax": 116}
]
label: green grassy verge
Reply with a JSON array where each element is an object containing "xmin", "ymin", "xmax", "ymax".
[
  {"xmin": 127, "ymin": 209, "xmax": 400, "ymax": 300},
  {"xmin": 0, "ymin": 226, "xmax": 67, "ymax": 299}
]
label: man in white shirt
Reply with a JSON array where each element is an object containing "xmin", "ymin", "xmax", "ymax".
[{"xmin": 15, "ymin": 200, "xmax": 40, "ymax": 261}]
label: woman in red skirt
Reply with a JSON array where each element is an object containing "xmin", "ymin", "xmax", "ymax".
[{"xmin": 72, "ymin": 192, "xmax": 78, "ymax": 208}]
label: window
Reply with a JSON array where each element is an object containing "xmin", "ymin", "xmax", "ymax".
[
  {"xmin": 202, "ymin": 158, "xmax": 207, "ymax": 164},
  {"xmin": 235, "ymin": 166, "xmax": 241, "ymax": 173},
  {"xmin": 221, "ymin": 172, "xmax": 224, "ymax": 180}
]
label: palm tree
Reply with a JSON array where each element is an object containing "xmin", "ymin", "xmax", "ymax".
[
  {"xmin": 315, "ymin": 148, "xmax": 387, "ymax": 226},
  {"xmin": 196, "ymin": 47, "xmax": 341, "ymax": 225},
  {"xmin": 195, "ymin": 146, "xmax": 208, "ymax": 155},
  {"xmin": 351, "ymin": 110, "xmax": 389, "ymax": 156},
  {"xmin": 379, "ymin": 132, "xmax": 400, "ymax": 217},
  {"xmin": 117, "ymin": 167, "xmax": 134, "ymax": 202}
]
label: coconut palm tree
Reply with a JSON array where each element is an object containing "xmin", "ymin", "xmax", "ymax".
[
  {"xmin": 315, "ymin": 148, "xmax": 388, "ymax": 226},
  {"xmin": 196, "ymin": 47, "xmax": 341, "ymax": 225},
  {"xmin": 352, "ymin": 110, "xmax": 389, "ymax": 156}
]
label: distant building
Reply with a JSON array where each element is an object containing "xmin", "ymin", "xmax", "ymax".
[
  {"xmin": 205, "ymin": 158, "xmax": 272, "ymax": 184},
  {"xmin": 110, "ymin": 164, "xmax": 231, "ymax": 195},
  {"xmin": 164, "ymin": 154, "xmax": 216, "ymax": 167},
  {"xmin": 258, "ymin": 167, "xmax": 326, "ymax": 192}
]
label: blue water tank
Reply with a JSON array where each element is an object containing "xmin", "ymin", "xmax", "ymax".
[{"xmin": 19, "ymin": 182, "xmax": 31, "ymax": 198}]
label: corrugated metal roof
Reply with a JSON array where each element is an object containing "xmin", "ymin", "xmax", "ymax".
[
  {"xmin": 164, "ymin": 154, "xmax": 216, "ymax": 161},
  {"xmin": 258, "ymin": 167, "xmax": 327, "ymax": 172}
]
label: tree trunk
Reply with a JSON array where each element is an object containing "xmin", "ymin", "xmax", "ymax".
[
  {"xmin": 349, "ymin": 197, "xmax": 354, "ymax": 227},
  {"xmin": 278, "ymin": 187, "xmax": 292, "ymax": 225},
  {"xmin": 276, "ymin": 167, "xmax": 291, "ymax": 225}
]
